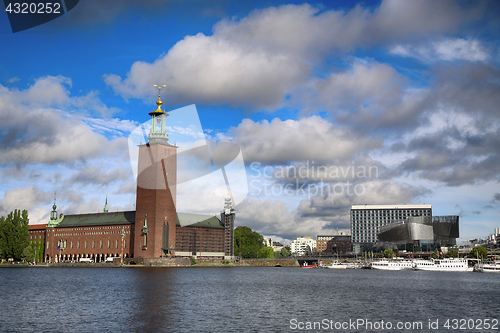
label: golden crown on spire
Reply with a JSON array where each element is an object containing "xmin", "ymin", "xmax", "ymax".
[{"xmin": 153, "ymin": 84, "xmax": 166, "ymax": 112}]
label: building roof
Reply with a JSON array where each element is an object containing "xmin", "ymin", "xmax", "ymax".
[
  {"xmin": 50, "ymin": 211, "xmax": 222, "ymax": 229},
  {"xmin": 29, "ymin": 224, "xmax": 48, "ymax": 230},
  {"xmin": 56, "ymin": 211, "xmax": 136, "ymax": 228},
  {"xmin": 176, "ymin": 213, "xmax": 223, "ymax": 228}
]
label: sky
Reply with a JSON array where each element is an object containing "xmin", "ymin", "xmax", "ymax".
[{"xmin": 1, "ymin": 0, "xmax": 499, "ymax": 246}]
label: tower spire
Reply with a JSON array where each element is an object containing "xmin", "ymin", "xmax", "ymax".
[
  {"xmin": 51, "ymin": 192, "xmax": 58, "ymax": 221},
  {"xmin": 148, "ymin": 84, "xmax": 169, "ymax": 143},
  {"xmin": 104, "ymin": 192, "xmax": 108, "ymax": 213}
]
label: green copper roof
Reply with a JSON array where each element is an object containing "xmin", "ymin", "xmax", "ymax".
[
  {"xmin": 51, "ymin": 211, "xmax": 222, "ymax": 229},
  {"xmin": 176, "ymin": 213, "xmax": 223, "ymax": 228},
  {"xmin": 56, "ymin": 211, "xmax": 135, "ymax": 228}
]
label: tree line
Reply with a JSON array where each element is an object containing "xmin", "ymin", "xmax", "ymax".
[
  {"xmin": 0, "ymin": 209, "xmax": 34, "ymax": 262},
  {"xmin": 234, "ymin": 226, "xmax": 290, "ymax": 259}
]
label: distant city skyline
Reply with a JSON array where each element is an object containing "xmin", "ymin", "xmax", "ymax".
[{"xmin": 1, "ymin": 0, "xmax": 499, "ymax": 245}]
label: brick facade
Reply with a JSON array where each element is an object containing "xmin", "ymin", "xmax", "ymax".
[
  {"xmin": 134, "ymin": 142, "xmax": 177, "ymax": 258},
  {"xmin": 44, "ymin": 224, "xmax": 134, "ymax": 262}
]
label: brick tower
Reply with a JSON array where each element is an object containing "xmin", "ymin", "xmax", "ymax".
[{"xmin": 134, "ymin": 85, "xmax": 177, "ymax": 258}]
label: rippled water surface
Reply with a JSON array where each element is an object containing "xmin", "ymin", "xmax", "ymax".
[{"xmin": 0, "ymin": 267, "xmax": 499, "ymax": 332}]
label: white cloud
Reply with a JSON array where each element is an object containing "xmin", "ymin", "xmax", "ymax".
[
  {"xmin": 0, "ymin": 76, "xmax": 129, "ymax": 165},
  {"xmin": 0, "ymin": 186, "xmax": 52, "ymax": 217},
  {"xmin": 232, "ymin": 116, "xmax": 381, "ymax": 163},
  {"xmin": 104, "ymin": 33, "xmax": 307, "ymax": 108},
  {"xmin": 390, "ymin": 38, "xmax": 489, "ymax": 62},
  {"xmin": 105, "ymin": 1, "xmax": 480, "ymax": 108}
]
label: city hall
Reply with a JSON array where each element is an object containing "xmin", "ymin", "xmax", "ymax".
[{"xmin": 29, "ymin": 91, "xmax": 236, "ymax": 263}]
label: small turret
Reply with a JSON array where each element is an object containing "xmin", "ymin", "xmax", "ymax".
[
  {"xmin": 51, "ymin": 193, "xmax": 57, "ymax": 221},
  {"xmin": 104, "ymin": 193, "xmax": 109, "ymax": 213}
]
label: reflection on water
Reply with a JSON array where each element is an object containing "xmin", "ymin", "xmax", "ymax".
[{"xmin": 0, "ymin": 267, "xmax": 499, "ymax": 332}]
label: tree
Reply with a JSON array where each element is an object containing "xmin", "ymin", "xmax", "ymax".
[
  {"xmin": 431, "ymin": 250, "xmax": 439, "ymax": 259},
  {"xmin": 383, "ymin": 248, "xmax": 395, "ymax": 258},
  {"xmin": 30, "ymin": 238, "xmax": 44, "ymax": 263},
  {"xmin": 446, "ymin": 249, "xmax": 459, "ymax": 258},
  {"xmin": 234, "ymin": 226, "xmax": 263, "ymax": 258},
  {"xmin": 21, "ymin": 246, "xmax": 34, "ymax": 262},
  {"xmin": 276, "ymin": 247, "xmax": 291, "ymax": 257},
  {"xmin": 0, "ymin": 210, "xmax": 30, "ymax": 261},
  {"xmin": 258, "ymin": 246, "xmax": 275, "ymax": 258},
  {"xmin": 468, "ymin": 246, "xmax": 488, "ymax": 259}
]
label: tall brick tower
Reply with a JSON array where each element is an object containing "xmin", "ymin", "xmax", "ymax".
[{"xmin": 134, "ymin": 85, "xmax": 177, "ymax": 258}]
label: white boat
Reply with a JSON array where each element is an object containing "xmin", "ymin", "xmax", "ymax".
[
  {"xmin": 477, "ymin": 261, "xmax": 500, "ymax": 273},
  {"xmin": 370, "ymin": 259, "xmax": 414, "ymax": 270},
  {"xmin": 413, "ymin": 258, "xmax": 472, "ymax": 272},
  {"xmin": 325, "ymin": 260, "xmax": 347, "ymax": 269},
  {"xmin": 344, "ymin": 262, "xmax": 362, "ymax": 269}
]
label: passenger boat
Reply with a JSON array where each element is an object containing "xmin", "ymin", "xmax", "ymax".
[
  {"xmin": 370, "ymin": 258, "xmax": 414, "ymax": 270},
  {"xmin": 344, "ymin": 262, "xmax": 362, "ymax": 269},
  {"xmin": 413, "ymin": 258, "xmax": 472, "ymax": 272},
  {"xmin": 325, "ymin": 260, "xmax": 347, "ymax": 269},
  {"xmin": 477, "ymin": 261, "xmax": 500, "ymax": 273}
]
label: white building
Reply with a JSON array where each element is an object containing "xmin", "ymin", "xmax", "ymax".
[
  {"xmin": 263, "ymin": 237, "xmax": 285, "ymax": 252},
  {"xmin": 290, "ymin": 236, "xmax": 316, "ymax": 256}
]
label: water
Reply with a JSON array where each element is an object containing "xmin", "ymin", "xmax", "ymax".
[{"xmin": 0, "ymin": 267, "xmax": 499, "ymax": 332}]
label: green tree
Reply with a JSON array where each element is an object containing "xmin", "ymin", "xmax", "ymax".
[
  {"xmin": 468, "ymin": 246, "xmax": 488, "ymax": 259},
  {"xmin": 446, "ymin": 249, "xmax": 459, "ymax": 258},
  {"xmin": 30, "ymin": 238, "xmax": 44, "ymax": 263},
  {"xmin": 234, "ymin": 226, "xmax": 263, "ymax": 258},
  {"xmin": 383, "ymin": 248, "xmax": 395, "ymax": 258},
  {"xmin": 276, "ymin": 247, "xmax": 291, "ymax": 258},
  {"xmin": 21, "ymin": 246, "xmax": 34, "ymax": 262},
  {"xmin": 431, "ymin": 249, "xmax": 439, "ymax": 259},
  {"xmin": 0, "ymin": 210, "xmax": 30, "ymax": 261},
  {"xmin": 258, "ymin": 246, "xmax": 275, "ymax": 258}
]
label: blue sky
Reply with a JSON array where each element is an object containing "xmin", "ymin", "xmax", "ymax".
[{"xmin": 1, "ymin": 0, "xmax": 499, "ymax": 245}]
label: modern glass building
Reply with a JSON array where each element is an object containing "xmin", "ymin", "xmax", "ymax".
[{"xmin": 350, "ymin": 204, "xmax": 432, "ymax": 245}]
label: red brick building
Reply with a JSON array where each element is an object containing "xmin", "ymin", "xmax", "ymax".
[{"xmin": 30, "ymin": 93, "xmax": 236, "ymax": 263}]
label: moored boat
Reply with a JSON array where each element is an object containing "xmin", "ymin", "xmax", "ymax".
[
  {"xmin": 370, "ymin": 258, "xmax": 414, "ymax": 270},
  {"xmin": 413, "ymin": 258, "xmax": 472, "ymax": 272},
  {"xmin": 476, "ymin": 261, "xmax": 500, "ymax": 273},
  {"xmin": 302, "ymin": 262, "xmax": 317, "ymax": 268},
  {"xmin": 325, "ymin": 260, "xmax": 347, "ymax": 269}
]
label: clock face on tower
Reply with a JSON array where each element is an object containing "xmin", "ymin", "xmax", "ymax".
[{"xmin": 225, "ymin": 209, "xmax": 230, "ymax": 215}]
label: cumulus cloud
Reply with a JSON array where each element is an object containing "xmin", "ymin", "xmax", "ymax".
[
  {"xmin": 0, "ymin": 76, "xmax": 129, "ymax": 165},
  {"xmin": 390, "ymin": 38, "xmax": 490, "ymax": 62},
  {"xmin": 295, "ymin": 179, "xmax": 431, "ymax": 231},
  {"xmin": 105, "ymin": 1, "xmax": 482, "ymax": 108},
  {"xmin": 67, "ymin": 166, "xmax": 132, "ymax": 187},
  {"xmin": 396, "ymin": 63, "xmax": 500, "ymax": 187},
  {"xmin": 104, "ymin": 34, "xmax": 307, "ymax": 108},
  {"xmin": 0, "ymin": 186, "xmax": 52, "ymax": 217},
  {"xmin": 235, "ymin": 198, "xmax": 328, "ymax": 241},
  {"xmin": 297, "ymin": 60, "xmax": 429, "ymax": 133},
  {"xmin": 232, "ymin": 116, "xmax": 381, "ymax": 164}
]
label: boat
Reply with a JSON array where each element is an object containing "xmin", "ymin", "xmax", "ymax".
[
  {"xmin": 344, "ymin": 262, "xmax": 362, "ymax": 269},
  {"xmin": 476, "ymin": 261, "xmax": 500, "ymax": 273},
  {"xmin": 325, "ymin": 260, "xmax": 347, "ymax": 269},
  {"xmin": 413, "ymin": 258, "xmax": 472, "ymax": 272},
  {"xmin": 302, "ymin": 262, "xmax": 317, "ymax": 268},
  {"xmin": 370, "ymin": 258, "xmax": 414, "ymax": 270}
]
